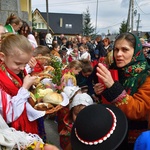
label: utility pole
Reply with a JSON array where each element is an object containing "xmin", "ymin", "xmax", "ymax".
[
  {"xmin": 136, "ymin": 13, "xmax": 140, "ymax": 32},
  {"xmin": 46, "ymin": 0, "xmax": 49, "ymax": 33},
  {"xmin": 131, "ymin": 0, "xmax": 134, "ymax": 32},
  {"xmin": 95, "ymin": 0, "xmax": 98, "ymax": 34},
  {"xmin": 127, "ymin": 0, "xmax": 132, "ymax": 32}
]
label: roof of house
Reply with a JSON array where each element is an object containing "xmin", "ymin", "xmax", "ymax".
[{"xmin": 35, "ymin": 9, "xmax": 83, "ymax": 35}]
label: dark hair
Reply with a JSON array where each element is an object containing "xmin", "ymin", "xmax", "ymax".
[
  {"xmin": 18, "ymin": 21, "xmax": 30, "ymax": 37},
  {"xmin": 52, "ymin": 43, "xmax": 59, "ymax": 49},
  {"xmin": 114, "ymin": 33, "xmax": 135, "ymax": 49},
  {"xmin": 66, "ymin": 41, "xmax": 73, "ymax": 48},
  {"xmin": 80, "ymin": 59, "xmax": 93, "ymax": 73}
]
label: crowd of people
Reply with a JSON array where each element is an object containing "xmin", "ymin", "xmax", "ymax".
[{"xmin": 0, "ymin": 13, "xmax": 150, "ymax": 150}]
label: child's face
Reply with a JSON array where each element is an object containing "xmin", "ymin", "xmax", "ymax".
[
  {"xmin": 95, "ymin": 54, "xmax": 99, "ymax": 58},
  {"xmin": 55, "ymin": 46, "xmax": 60, "ymax": 52},
  {"xmin": 72, "ymin": 67, "xmax": 82, "ymax": 75},
  {"xmin": 79, "ymin": 46, "xmax": 86, "ymax": 53},
  {"xmin": 73, "ymin": 48, "xmax": 78, "ymax": 53},
  {"xmin": 1, "ymin": 49, "xmax": 32, "ymax": 74},
  {"xmin": 72, "ymin": 105, "xmax": 86, "ymax": 122}
]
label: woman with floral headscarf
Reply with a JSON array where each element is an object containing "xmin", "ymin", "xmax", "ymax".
[{"xmin": 95, "ymin": 32, "xmax": 150, "ymax": 149}]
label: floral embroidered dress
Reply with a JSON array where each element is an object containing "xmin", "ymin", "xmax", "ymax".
[{"xmin": 0, "ymin": 62, "xmax": 45, "ymax": 134}]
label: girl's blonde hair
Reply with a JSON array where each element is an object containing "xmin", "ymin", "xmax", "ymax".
[
  {"xmin": 1, "ymin": 33, "xmax": 33, "ymax": 56},
  {"xmin": 67, "ymin": 60, "xmax": 82, "ymax": 70}
]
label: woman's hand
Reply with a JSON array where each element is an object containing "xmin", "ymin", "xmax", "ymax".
[
  {"xmin": 22, "ymin": 74, "xmax": 38, "ymax": 90},
  {"xmin": 28, "ymin": 57, "xmax": 37, "ymax": 69},
  {"xmin": 96, "ymin": 63, "xmax": 114, "ymax": 88},
  {"xmin": 93, "ymin": 83, "xmax": 105, "ymax": 95}
]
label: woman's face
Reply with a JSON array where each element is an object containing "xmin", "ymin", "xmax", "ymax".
[{"xmin": 114, "ymin": 39, "xmax": 134, "ymax": 68}]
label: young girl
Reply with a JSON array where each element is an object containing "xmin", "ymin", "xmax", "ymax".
[
  {"xmin": 68, "ymin": 44, "xmax": 79, "ymax": 62},
  {"xmin": 50, "ymin": 43, "xmax": 61, "ymax": 58},
  {"xmin": 61, "ymin": 60, "xmax": 82, "ymax": 87},
  {"xmin": 0, "ymin": 33, "xmax": 46, "ymax": 136},
  {"xmin": 57, "ymin": 60, "xmax": 82, "ymax": 135},
  {"xmin": 79, "ymin": 44, "xmax": 91, "ymax": 61},
  {"xmin": 5, "ymin": 13, "xmax": 23, "ymax": 34}
]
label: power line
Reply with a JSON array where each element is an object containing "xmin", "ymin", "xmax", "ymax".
[
  {"xmin": 135, "ymin": 0, "xmax": 150, "ymax": 15},
  {"xmin": 32, "ymin": 0, "xmax": 116, "ymax": 8}
]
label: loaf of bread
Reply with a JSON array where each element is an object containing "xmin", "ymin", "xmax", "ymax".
[{"xmin": 43, "ymin": 92, "xmax": 63, "ymax": 105}]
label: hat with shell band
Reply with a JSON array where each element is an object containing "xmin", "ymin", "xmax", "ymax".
[{"xmin": 71, "ymin": 104, "xmax": 128, "ymax": 150}]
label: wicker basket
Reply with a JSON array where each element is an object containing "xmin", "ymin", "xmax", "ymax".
[{"xmin": 34, "ymin": 102, "xmax": 63, "ymax": 115}]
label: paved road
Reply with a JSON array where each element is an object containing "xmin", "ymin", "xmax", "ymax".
[{"xmin": 44, "ymin": 116, "xmax": 62, "ymax": 149}]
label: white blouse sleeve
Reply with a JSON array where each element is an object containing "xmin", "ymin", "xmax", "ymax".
[{"xmin": 0, "ymin": 87, "xmax": 45, "ymax": 123}]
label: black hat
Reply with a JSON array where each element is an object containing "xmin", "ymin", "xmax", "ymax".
[{"xmin": 71, "ymin": 104, "xmax": 128, "ymax": 150}]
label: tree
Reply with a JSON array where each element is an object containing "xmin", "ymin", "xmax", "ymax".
[
  {"xmin": 119, "ymin": 20, "xmax": 127, "ymax": 33},
  {"xmin": 83, "ymin": 7, "xmax": 95, "ymax": 37}
]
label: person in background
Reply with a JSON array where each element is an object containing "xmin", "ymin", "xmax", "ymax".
[
  {"xmin": 76, "ymin": 59, "xmax": 93, "ymax": 92},
  {"xmin": 93, "ymin": 35, "xmax": 106, "ymax": 59},
  {"xmin": 29, "ymin": 45, "xmax": 51, "ymax": 75},
  {"xmin": 142, "ymin": 42, "xmax": 150, "ymax": 65},
  {"xmin": 68, "ymin": 45, "xmax": 79, "ymax": 62},
  {"xmin": 103, "ymin": 37, "xmax": 113, "ymax": 67},
  {"xmin": 60, "ymin": 36, "xmax": 67, "ymax": 50},
  {"xmin": 70, "ymin": 104, "xmax": 128, "ymax": 150},
  {"xmin": 61, "ymin": 60, "xmax": 82, "ymax": 88},
  {"xmin": 78, "ymin": 36, "xmax": 94, "ymax": 60},
  {"xmin": 57, "ymin": 60, "xmax": 82, "ymax": 137},
  {"xmin": 139, "ymin": 37, "xmax": 145, "ymax": 44},
  {"xmin": 59, "ymin": 92, "xmax": 93, "ymax": 150},
  {"xmin": 96, "ymin": 32, "xmax": 150, "ymax": 149},
  {"xmin": 50, "ymin": 43, "xmax": 61, "ymax": 58},
  {"xmin": 33, "ymin": 31, "xmax": 40, "ymax": 45},
  {"xmin": 0, "ymin": 24, "xmax": 5, "ymax": 42},
  {"xmin": 79, "ymin": 44, "xmax": 91, "ymax": 61},
  {"xmin": 45, "ymin": 33, "xmax": 53, "ymax": 50},
  {"xmin": 4, "ymin": 13, "xmax": 23, "ymax": 34},
  {"xmin": 91, "ymin": 49, "xmax": 100, "ymax": 68},
  {"xmin": 60, "ymin": 47, "xmax": 69, "ymax": 66},
  {"xmin": 18, "ymin": 21, "xmax": 38, "ymax": 48},
  {"xmin": 66, "ymin": 41, "xmax": 73, "ymax": 55}
]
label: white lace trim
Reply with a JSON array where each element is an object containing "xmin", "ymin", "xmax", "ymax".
[{"xmin": 0, "ymin": 115, "xmax": 43, "ymax": 149}]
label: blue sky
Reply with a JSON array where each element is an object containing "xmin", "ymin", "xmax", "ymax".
[{"xmin": 32, "ymin": 0, "xmax": 150, "ymax": 34}]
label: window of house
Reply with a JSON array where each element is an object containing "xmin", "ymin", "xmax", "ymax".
[
  {"xmin": 34, "ymin": 23, "xmax": 37, "ymax": 28},
  {"xmin": 41, "ymin": 23, "xmax": 44, "ymax": 28},
  {"xmin": 65, "ymin": 24, "xmax": 72, "ymax": 29},
  {"xmin": 38, "ymin": 23, "xmax": 41, "ymax": 29}
]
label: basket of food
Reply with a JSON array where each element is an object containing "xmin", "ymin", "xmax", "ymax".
[{"xmin": 29, "ymin": 74, "xmax": 69, "ymax": 114}]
